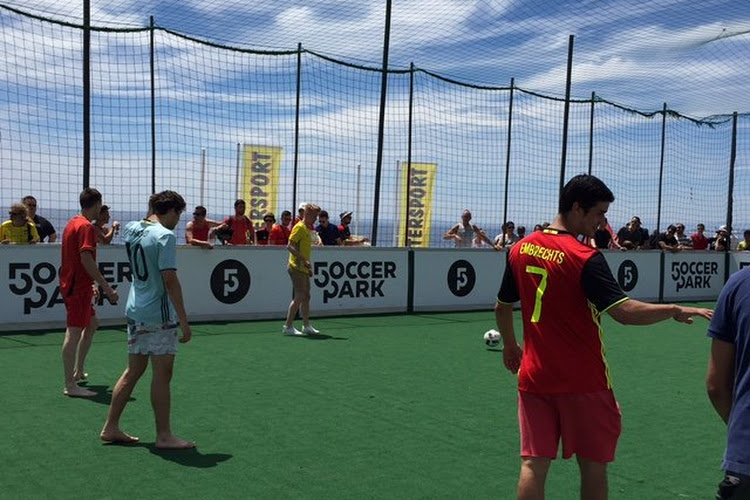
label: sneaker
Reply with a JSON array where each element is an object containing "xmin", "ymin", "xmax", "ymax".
[
  {"xmin": 302, "ymin": 325, "xmax": 320, "ymax": 335},
  {"xmin": 282, "ymin": 325, "xmax": 303, "ymax": 336}
]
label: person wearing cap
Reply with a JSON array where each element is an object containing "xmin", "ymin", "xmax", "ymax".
[
  {"xmin": 255, "ymin": 213, "xmax": 276, "ymax": 245},
  {"xmin": 283, "ymin": 203, "xmax": 322, "ymax": 336},
  {"xmin": 316, "ymin": 210, "xmax": 342, "ymax": 246},
  {"xmin": 338, "ymin": 211, "xmax": 370, "ymax": 246},
  {"xmin": 186, "ymin": 206, "xmax": 222, "ymax": 249},
  {"xmin": 214, "ymin": 199, "xmax": 255, "ymax": 245},
  {"xmin": 269, "ymin": 210, "xmax": 293, "ymax": 246},
  {"xmin": 293, "ymin": 202, "xmax": 306, "ymax": 227},
  {"xmin": 712, "ymin": 226, "xmax": 731, "ymax": 252}
]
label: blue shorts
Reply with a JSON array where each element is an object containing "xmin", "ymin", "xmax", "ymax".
[{"xmin": 127, "ymin": 319, "xmax": 179, "ymax": 356}]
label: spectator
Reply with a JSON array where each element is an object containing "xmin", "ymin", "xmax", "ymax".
[
  {"xmin": 533, "ymin": 224, "xmax": 543, "ymax": 232},
  {"xmin": 617, "ymin": 216, "xmax": 649, "ymax": 250},
  {"xmin": 494, "ymin": 221, "xmax": 519, "ymax": 248},
  {"xmin": 517, "ymin": 226, "xmax": 527, "ymax": 239},
  {"xmin": 293, "ymin": 202, "xmax": 306, "ymax": 227},
  {"xmin": 444, "ymin": 209, "xmax": 493, "ymax": 248},
  {"xmin": 712, "ymin": 226, "xmax": 731, "ymax": 252},
  {"xmin": 658, "ymin": 224, "xmax": 681, "ymax": 253},
  {"xmin": 0, "ymin": 203, "xmax": 39, "ymax": 244},
  {"xmin": 706, "ymin": 266, "xmax": 750, "ymax": 499},
  {"xmin": 255, "ymin": 213, "xmax": 275, "ymax": 245},
  {"xmin": 691, "ymin": 223, "xmax": 710, "ymax": 250},
  {"xmin": 214, "ymin": 199, "xmax": 255, "ymax": 245},
  {"xmin": 591, "ymin": 219, "xmax": 618, "ymax": 250},
  {"xmin": 185, "ymin": 205, "xmax": 221, "ymax": 249},
  {"xmin": 283, "ymin": 203, "xmax": 322, "ymax": 336},
  {"xmin": 22, "ymin": 195, "xmax": 56, "ymax": 242},
  {"xmin": 737, "ymin": 230, "xmax": 750, "ymax": 251},
  {"xmin": 316, "ymin": 210, "xmax": 342, "ymax": 246},
  {"xmin": 93, "ymin": 205, "xmax": 120, "ymax": 245},
  {"xmin": 269, "ymin": 210, "xmax": 293, "ymax": 246},
  {"xmin": 339, "ymin": 211, "xmax": 371, "ymax": 246},
  {"xmin": 675, "ymin": 223, "xmax": 692, "ymax": 249}
]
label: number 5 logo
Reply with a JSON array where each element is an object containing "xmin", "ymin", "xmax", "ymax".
[{"xmin": 210, "ymin": 260, "xmax": 250, "ymax": 304}]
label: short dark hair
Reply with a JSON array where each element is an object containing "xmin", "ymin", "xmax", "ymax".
[
  {"xmin": 100, "ymin": 205, "xmax": 110, "ymax": 213},
  {"xmin": 667, "ymin": 224, "xmax": 676, "ymax": 232},
  {"xmin": 558, "ymin": 174, "xmax": 614, "ymax": 215},
  {"xmin": 79, "ymin": 188, "xmax": 102, "ymax": 209},
  {"xmin": 744, "ymin": 229, "xmax": 750, "ymax": 237},
  {"xmin": 319, "ymin": 210, "xmax": 329, "ymax": 218},
  {"xmin": 234, "ymin": 199, "xmax": 246, "ymax": 207},
  {"xmin": 194, "ymin": 205, "xmax": 207, "ymax": 215},
  {"xmin": 22, "ymin": 195, "xmax": 36, "ymax": 204},
  {"xmin": 281, "ymin": 210, "xmax": 292, "ymax": 218},
  {"xmin": 149, "ymin": 190, "xmax": 186, "ymax": 215}
]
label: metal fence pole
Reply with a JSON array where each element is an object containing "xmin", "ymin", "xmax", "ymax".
[
  {"xmin": 559, "ymin": 34, "xmax": 575, "ymax": 194},
  {"xmin": 292, "ymin": 42, "xmax": 302, "ymax": 211},
  {"xmin": 82, "ymin": 0, "xmax": 91, "ymax": 189},
  {"xmin": 403, "ymin": 62, "xmax": 414, "ymax": 247},
  {"xmin": 150, "ymin": 16, "xmax": 156, "ymax": 194},
  {"xmin": 371, "ymin": 0, "xmax": 393, "ymax": 246},
  {"xmin": 588, "ymin": 91, "xmax": 595, "ymax": 175},
  {"xmin": 727, "ymin": 111, "xmax": 738, "ymax": 236},
  {"xmin": 656, "ymin": 102, "xmax": 667, "ymax": 234},
  {"xmin": 502, "ymin": 78, "xmax": 515, "ymax": 228}
]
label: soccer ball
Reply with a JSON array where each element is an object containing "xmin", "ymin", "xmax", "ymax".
[{"xmin": 484, "ymin": 329, "xmax": 501, "ymax": 348}]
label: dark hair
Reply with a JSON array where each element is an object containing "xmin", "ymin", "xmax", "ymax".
[
  {"xmin": 558, "ymin": 174, "xmax": 614, "ymax": 215},
  {"xmin": 149, "ymin": 190, "xmax": 186, "ymax": 215},
  {"xmin": 234, "ymin": 199, "xmax": 246, "ymax": 207},
  {"xmin": 264, "ymin": 212, "xmax": 276, "ymax": 222},
  {"xmin": 667, "ymin": 224, "xmax": 676, "ymax": 232},
  {"xmin": 281, "ymin": 210, "xmax": 292, "ymax": 218},
  {"xmin": 22, "ymin": 195, "xmax": 36, "ymax": 204},
  {"xmin": 319, "ymin": 210, "xmax": 329, "ymax": 218},
  {"xmin": 744, "ymin": 229, "xmax": 750, "ymax": 237},
  {"xmin": 194, "ymin": 205, "xmax": 207, "ymax": 214},
  {"xmin": 100, "ymin": 205, "xmax": 110, "ymax": 213},
  {"xmin": 79, "ymin": 188, "xmax": 102, "ymax": 209}
]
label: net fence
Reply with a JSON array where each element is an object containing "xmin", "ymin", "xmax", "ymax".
[{"xmin": 0, "ymin": 4, "xmax": 748, "ymax": 246}]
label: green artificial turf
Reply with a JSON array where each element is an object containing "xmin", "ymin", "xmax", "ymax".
[{"xmin": 0, "ymin": 304, "xmax": 725, "ymax": 499}]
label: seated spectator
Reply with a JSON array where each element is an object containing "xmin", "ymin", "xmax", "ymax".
[
  {"xmin": 712, "ymin": 226, "xmax": 731, "ymax": 251},
  {"xmin": 214, "ymin": 199, "xmax": 255, "ymax": 245},
  {"xmin": 617, "ymin": 216, "xmax": 649, "ymax": 250},
  {"xmin": 658, "ymin": 224, "xmax": 681, "ymax": 253},
  {"xmin": 674, "ymin": 223, "xmax": 691, "ymax": 248},
  {"xmin": 269, "ymin": 210, "xmax": 293, "ymax": 246},
  {"xmin": 691, "ymin": 223, "xmax": 710, "ymax": 250},
  {"xmin": 93, "ymin": 205, "xmax": 120, "ymax": 245},
  {"xmin": 339, "ymin": 211, "xmax": 371, "ymax": 246},
  {"xmin": 591, "ymin": 219, "xmax": 621, "ymax": 249},
  {"xmin": 255, "ymin": 213, "xmax": 276, "ymax": 245},
  {"xmin": 533, "ymin": 224, "xmax": 543, "ymax": 232},
  {"xmin": 293, "ymin": 203, "xmax": 306, "ymax": 227},
  {"xmin": 737, "ymin": 230, "xmax": 750, "ymax": 251},
  {"xmin": 0, "ymin": 203, "xmax": 39, "ymax": 244},
  {"xmin": 22, "ymin": 195, "xmax": 56, "ymax": 242},
  {"xmin": 517, "ymin": 226, "xmax": 527, "ymax": 240},
  {"xmin": 186, "ymin": 205, "xmax": 221, "ymax": 249},
  {"xmin": 444, "ymin": 209, "xmax": 492, "ymax": 248},
  {"xmin": 494, "ymin": 221, "xmax": 519, "ymax": 248},
  {"xmin": 316, "ymin": 210, "xmax": 342, "ymax": 246}
]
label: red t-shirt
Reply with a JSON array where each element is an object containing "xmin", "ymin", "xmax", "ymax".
[
  {"xmin": 269, "ymin": 224, "xmax": 291, "ymax": 246},
  {"xmin": 189, "ymin": 222, "xmax": 209, "ymax": 242},
  {"xmin": 691, "ymin": 233, "xmax": 709, "ymax": 250},
  {"xmin": 498, "ymin": 229, "xmax": 627, "ymax": 394},
  {"xmin": 224, "ymin": 215, "xmax": 253, "ymax": 245},
  {"xmin": 60, "ymin": 215, "xmax": 97, "ymax": 297}
]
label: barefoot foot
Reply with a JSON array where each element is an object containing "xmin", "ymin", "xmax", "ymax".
[
  {"xmin": 64, "ymin": 386, "xmax": 96, "ymax": 398},
  {"xmin": 100, "ymin": 428, "xmax": 140, "ymax": 444},
  {"xmin": 155, "ymin": 435, "xmax": 195, "ymax": 449}
]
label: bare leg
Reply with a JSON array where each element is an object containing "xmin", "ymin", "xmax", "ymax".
[
  {"xmin": 518, "ymin": 457, "xmax": 551, "ymax": 500},
  {"xmin": 151, "ymin": 354, "xmax": 194, "ymax": 449},
  {"xmin": 101, "ymin": 354, "xmax": 149, "ymax": 443},
  {"xmin": 62, "ymin": 327, "xmax": 95, "ymax": 397},
  {"xmin": 284, "ymin": 298, "xmax": 300, "ymax": 328},
  {"xmin": 74, "ymin": 316, "xmax": 98, "ymax": 381},
  {"xmin": 577, "ymin": 456, "xmax": 608, "ymax": 500}
]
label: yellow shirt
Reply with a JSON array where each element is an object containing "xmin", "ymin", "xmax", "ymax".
[
  {"xmin": 0, "ymin": 220, "xmax": 39, "ymax": 244},
  {"xmin": 739, "ymin": 241, "xmax": 749, "ymax": 251},
  {"xmin": 288, "ymin": 221, "xmax": 312, "ymax": 275}
]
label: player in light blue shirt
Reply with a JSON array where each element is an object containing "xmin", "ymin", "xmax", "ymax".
[
  {"xmin": 707, "ymin": 266, "xmax": 750, "ymax": 499},
  {"xmin": 101, "ymin": 191, "xmax": 195, "ymax": 449}
]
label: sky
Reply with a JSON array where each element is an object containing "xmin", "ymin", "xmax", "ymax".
[{"xmin": 1, "ymin": 0, "xmax": 750, "ymax": 244}]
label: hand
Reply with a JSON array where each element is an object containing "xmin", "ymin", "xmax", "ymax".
[
  {"xmin": 0, "ymin": 239, "xmax": 9, "ymax": 245},
  {"xmin": 179, "ymin": 323, "xmax": 192, "ymax": 343},
  {"xmin": 502, "ymin": 341, "xmax": 523, "ymax": 374},
  {"xmin": 304, "ymin": 259, "xmax": 312, "ymax": 271},
  {"xmin": 673, "ymin": 307, "xmax": 713, "ymax": 324},
  {"xmin": 93, "ymin": 284, "xmax": 100, "ymax": 301},
  {"xmin": 202, "ymin": 241, "xmax": 214, "ymax": 250},
  {"xmin": 104, "ymin": 286, "xmax": 119, "ymax": 304}
]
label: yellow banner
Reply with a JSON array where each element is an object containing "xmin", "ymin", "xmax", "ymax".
[
  {"xmin": 397, "ymin": 162, "xmax": 437, "ymax": 247},
  {"xmin": 242, "ymin": 145, "xmax": 282, "ymax": 230}
]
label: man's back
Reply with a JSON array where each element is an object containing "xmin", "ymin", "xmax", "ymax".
[
  {"xmin": 501, "ymin": 229, "xmax": 627, "ymax": 394},
  {"xmin": 123, "ymin": 220, "xmax": 177, "ymax": 325}
]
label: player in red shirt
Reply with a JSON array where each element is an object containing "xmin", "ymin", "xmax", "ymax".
[
  {"xmin": 495, "ymin": 174, "xmax": 712, "ymax": 500},
  {"xmin": 60, "ymin": 188, "xmax": 119, "ymax": 398}
]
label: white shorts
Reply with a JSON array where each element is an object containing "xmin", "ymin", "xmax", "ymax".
[{"xmin": 127, "ymin": 319, "xmax": 179, "ymax": 356}]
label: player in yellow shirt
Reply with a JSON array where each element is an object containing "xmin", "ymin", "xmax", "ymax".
[
  {"xmin": 283, "ymin": 203, "xmax": 321, "ymax": 336},
  {"xmin": 737, "ymin": 230, "xmax": 750, "ymax": 251},
  {"xmin": 0, "ymin": 203, "xmax": 40, "ymax": 244}
]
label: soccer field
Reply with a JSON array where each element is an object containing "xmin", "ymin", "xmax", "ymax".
[{"xmin": 0, "ymin": 304, "xmax": 724, "ymax": 499}]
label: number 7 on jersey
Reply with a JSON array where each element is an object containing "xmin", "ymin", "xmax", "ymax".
[{"xmin": 525, "ymin": 265, "xmax": 548, "ymax": 323}]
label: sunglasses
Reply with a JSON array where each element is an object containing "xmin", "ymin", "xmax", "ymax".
[
  {"xmin": 25, "ymin": 204, "xmax": 36, "ymax": 208},
  {"xmin": 9, "ymin": 212, "xmax": 24, "ymax": 217}
]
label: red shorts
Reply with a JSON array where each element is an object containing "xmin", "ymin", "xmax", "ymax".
[
  {"xmin": 518, "ymin": 389, "xmax": 621, "ymax": 463},
  {"xmin": 64, "ymin": 293, "xmax": 96, "ymax": 328}
]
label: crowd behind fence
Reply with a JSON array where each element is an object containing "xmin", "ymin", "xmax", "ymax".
[{"xmin": 1, "ymin": 4, "xmax": 749, "ymax": 249}]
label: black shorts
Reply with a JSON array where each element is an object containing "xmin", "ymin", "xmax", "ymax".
[{"xmin": 717, "ymin": 472, "xmax": 750, "ymax": 500}]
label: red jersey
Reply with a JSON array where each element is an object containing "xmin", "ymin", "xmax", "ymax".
[
  {"xmin": 224, "ymin": 215, "xmax": 253, "ymax": 245},
  {"xmin": 60, "ymin": 215, "xmax": 97, "ymax": 297},
  {"xmin": 691, "ymin": 232, "xmax": 709, "ymax": 250},
  {"xmin": 189, "ymin": 222, "xmax": 209, "ymax": 242},
  {"xmin": 269, "ymin": 224, "xmax": 291, "ymax": 246},
  {"xmin": 498, "ymin": 229, "xmax": 627, "ymax": 394}
]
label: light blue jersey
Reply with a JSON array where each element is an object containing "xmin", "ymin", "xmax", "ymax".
[{"xmin": 123, "ymin": 219, "xmax": 178, "ymax": 326}]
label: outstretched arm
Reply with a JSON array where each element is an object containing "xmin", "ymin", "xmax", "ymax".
[{"xmin": 608, "ymin": 299, "xmax": 712, "ymax": 325}]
